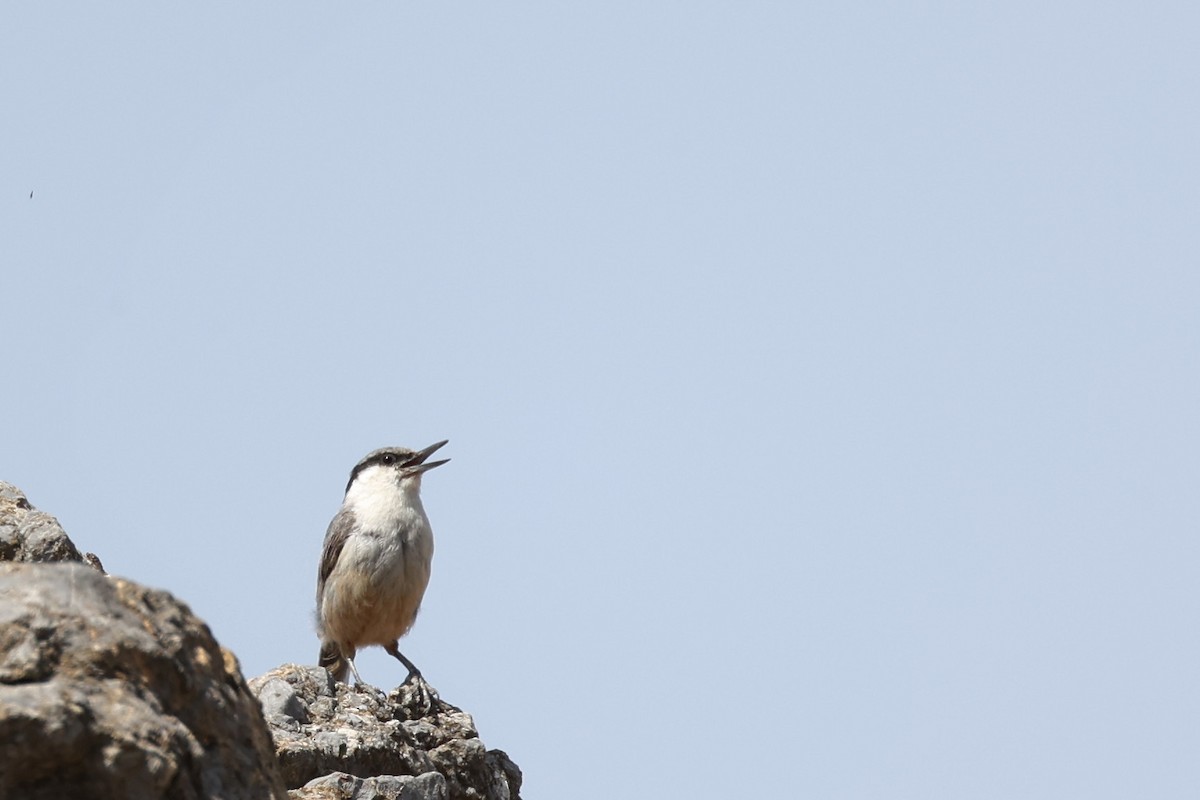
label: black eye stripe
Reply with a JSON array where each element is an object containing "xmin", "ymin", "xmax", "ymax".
[{"xmin": 345, "ymin": 449, "xmax": 415, "ymax": 494}]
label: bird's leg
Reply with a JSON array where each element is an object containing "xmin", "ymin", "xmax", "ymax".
[
  {"xmin": 346, "ymin": 654, "xmax": 369, "ymax": 687},
  {"xmin": 385, "ymin": 642, "xmax": 440, "ymax": 713},
  {"xmin": 383, "ymin": 642, "xmax": 423, "ymax": 682},
  {"xmin": 344, "ymin": 655, "xmax": 390, "ymax": 703}
]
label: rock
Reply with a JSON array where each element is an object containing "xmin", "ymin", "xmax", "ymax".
[
  {"xmin": 0, "ymin": 562, "xmax": 289, "ymax": 799},
  {"xmin": 0, "ymin": 481, "xmax": 103, "ymax": 570},
  {"xmin": 0, "ymin": 482, "xmax": 523, "ymax": 800},
  {"xmin": 296, "ymin": 771, "xmax": 448, "ymax": 800},
  {"xmin": 248, "ymin": 665, "xmax": 522, "ymax": 800}
]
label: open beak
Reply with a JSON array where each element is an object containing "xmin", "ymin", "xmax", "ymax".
[{"xmin": 403, "ymin": 439, "xmax": 450, "ymax": 475}]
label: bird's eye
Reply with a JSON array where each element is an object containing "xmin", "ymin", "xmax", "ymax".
[{"xmin": 380, "ymin": 454, "xmax": 396, "ymax": 465}]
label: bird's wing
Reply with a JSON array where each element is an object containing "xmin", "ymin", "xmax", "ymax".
[{"xmin": 317, "ymin": 507, "xmax": 356, "ymax": 596}]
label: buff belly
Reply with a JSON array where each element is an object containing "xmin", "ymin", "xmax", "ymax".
[{"xmin": 320, "ymin": 532, "xmax": 432, "ymax": 648}]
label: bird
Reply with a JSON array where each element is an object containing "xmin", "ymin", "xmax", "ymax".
[{"xmin": 316, "ymin": 440, "xmax": 449, "ymax": 688}]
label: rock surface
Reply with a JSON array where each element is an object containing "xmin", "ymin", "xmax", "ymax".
[
  {"xmin": 0, "ymin": 483, "xmax": 522, "ymax": 800},
  {"xmin": 249, "ymin": 664, "xmax": 522, "ymax": 800},
  {"xmin": 0, "ymin": 481, "xmax": 85, "ymax": 565},
  {"xmin": 0, "ymin": 562, "xmax": 289, "ymax": 799}
]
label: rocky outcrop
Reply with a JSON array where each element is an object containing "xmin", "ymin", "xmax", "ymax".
[
  {"xmin": 0, "ymin": 481, "xmax": 84, "ymax": 566},
  {"xmin": 0, "ymin": 562, "xmax": 289, "ymax": 799},
  {"xmin": 250, "ymin": 665, "xmax": 522, "ymax": 799},
  {"xmin": 0, "ymin": 482, "xmax": 522, "ymax": 800}
]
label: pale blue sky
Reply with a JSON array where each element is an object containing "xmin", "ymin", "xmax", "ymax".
[{"xmin": 4, "ymin": 4, "xmax": 1199, "ymax": 797}]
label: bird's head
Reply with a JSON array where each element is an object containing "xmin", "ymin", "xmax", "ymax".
[{"xmin": 345, "ymin": 440, "xmax": 450, "ymax": 496}]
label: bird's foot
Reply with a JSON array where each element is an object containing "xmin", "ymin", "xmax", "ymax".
[
  {"xmin": 353, "ymin": 681, "xmax": 389, "ymax": 705},
  {"xmin": 392, "ymin": 672, "xmax": 442, "ymax": 717}
]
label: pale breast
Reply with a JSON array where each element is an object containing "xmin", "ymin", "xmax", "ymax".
[{"xmin": 320, "ymin": 525, "xmax": 433, "ymax": 647}]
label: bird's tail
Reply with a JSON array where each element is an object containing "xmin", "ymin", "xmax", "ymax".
[{"xmin": 318, "ymin": 639, "xmax": 349, "ymax": 683}]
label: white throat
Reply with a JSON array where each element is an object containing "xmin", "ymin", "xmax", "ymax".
[{"xmin": 343, "ymin": 466, "xmax": 427, "ymax": 533}]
